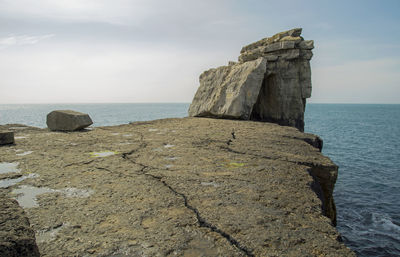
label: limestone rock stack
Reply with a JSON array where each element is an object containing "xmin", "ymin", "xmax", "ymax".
[{"xmin": 189, "ymin": 28, "xmax": 314, "ymax": 131}]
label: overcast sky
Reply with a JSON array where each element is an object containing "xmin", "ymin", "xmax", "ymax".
[{"xmin": 1, "ymin": 0, "xmax": 399, "ymax": 104}]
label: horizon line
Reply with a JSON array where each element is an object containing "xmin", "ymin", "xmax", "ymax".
[{"xmin": 1, "ymin": 102, "xmax": 399, "ymax": 105}]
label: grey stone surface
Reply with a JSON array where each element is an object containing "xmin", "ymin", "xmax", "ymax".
[
  {"xmin": 189, "ymin": 28, "xmax": 314, "ymax": 131},
  {"xmin": 240, "ymin": 28, "xmax": 303, "ymax": 53},
  {"xmin": 0, "ymin": 120, "xmax": 355, "ymax": 256},
  {"xmin": 46, "ymin": 110, "xmax": 93, "ymax": 131},
  {"xmin": 188, "ymin": 58, "xmax": 267, "ymax": 120},
  {"xmin": 0, "ymin": 192, "xmax": 40, "ymax": 257},
  {"xmin": 0, "ymin": 131, "xmax": 14, "ymax": 145},
  {"xmin": 264, "ymin": 40, "xmax": 296, "ymax": 53},
  {"xmin": 299, "ymin": 40, "xmax": 314, "ymax": 50}
]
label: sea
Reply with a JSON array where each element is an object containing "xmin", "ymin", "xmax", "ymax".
[
  {"xmin": 305, "ymin": 104, "xmax": 400, "ymax": 257},
  {"xmin": 0, "ymin": 103, "xmax": 399, "ymax": 257}
]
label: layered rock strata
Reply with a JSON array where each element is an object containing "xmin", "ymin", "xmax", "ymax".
[
  {"xmin": 46, "ymin": 110, "xmax": 93, "ymax": 131},
  {"xmin": 189, "ymin": 28, "xmax": 313, "ymax": 131},
  {"xmin": 0, "ymin": 119, "xmax": 354, "ymax": 256}
]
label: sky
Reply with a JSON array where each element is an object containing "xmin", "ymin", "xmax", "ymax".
[{"xmin": 0, "ymin": 0, "xmax": 399, "ymax": 104}]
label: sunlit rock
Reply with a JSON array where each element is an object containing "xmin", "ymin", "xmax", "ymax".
[
  {"xmin": 189, "ymin": 28, "xmax": 314, "ymax": 131},
  {"xmin": 46, "ymin": 110, "xmax": 93, "ymax": 131}
]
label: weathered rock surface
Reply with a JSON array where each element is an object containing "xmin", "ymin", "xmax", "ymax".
[
  {"xmin": 0, "ymin": 192, "xmax": 40, "ymax": 257},
  {"xmin": 46, "ymin": 110, "xmax": 93, "ymax": 131},
  {"xmin": 0, "ymin": 119, "xmax": 355, "ymax": 256},
  {"xmin": 0, "ymin": 131, "xmax": 14, "ymax": 145},
  {"xmin": 189, "ymin": 28, "xmax": 313, "ymax": 131}
]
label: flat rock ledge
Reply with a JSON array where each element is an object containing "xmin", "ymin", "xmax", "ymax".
[{"xmin": 0, "ymin": 118, "xmax": 355, "ymax": 256}]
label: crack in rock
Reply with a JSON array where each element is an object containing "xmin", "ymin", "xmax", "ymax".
[
  {"xmin": 219, "ymin": 145, "xmax": 277, "ymax": 162},
  {"xmin": 63, "ymin": 160, "xmax": 94, "ymax": 168},
  {"xmin": 95, "ymin": 166, "xmax": 112, "ymax": 173},
  {"xmin": 121, "ymin": 143, "xmax": 147, "ymax": 159},
  {"xmin": 121, "ymin": 150, "xmax": 254, "ymax": 256},
  {"xmin": 151, "ymin": 174, "xmax": 254, "ymax": 257}
]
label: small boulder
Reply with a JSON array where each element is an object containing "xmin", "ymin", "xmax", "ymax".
[
  {"xmin": 46, "ymin": 110, "xmax": 93, "ymax": 131},
  {"xmin": 0, "ymin": 131, "xmax": 14, "ymax": 145}
]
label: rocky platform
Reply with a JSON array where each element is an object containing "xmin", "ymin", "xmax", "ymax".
[
  {"xmin": 0, "ymin": 192, "xmax": 40, "ymax": 257},
  {"xmin": 0, "ymin": 118, "xmax": 354, "ymax": 256}
]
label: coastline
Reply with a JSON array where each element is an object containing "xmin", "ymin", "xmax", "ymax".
[{"xmin": 0, "ymin": 118, "xmax": 355, "ymax": 256}]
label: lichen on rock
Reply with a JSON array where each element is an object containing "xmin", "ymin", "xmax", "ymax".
[{"xmin": 0, "ymin": 120, "xmax": 355, "ymax": 256}]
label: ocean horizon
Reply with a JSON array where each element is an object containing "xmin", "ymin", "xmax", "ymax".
[
  {"xmin": 0, "ymin": 103, "xmax": 190, "ymax": 128},
  {"xmin": 1, "ymin": 103, "xmax": 399, "ymax": 257}
]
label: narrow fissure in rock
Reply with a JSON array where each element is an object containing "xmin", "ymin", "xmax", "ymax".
[
  {"xmin": 156, "ymin": 177, "xmax": 255, "ymax": 257},
  {"xmin": 121, "ymin": 151, "xmax": 254, "ymax": 256}
]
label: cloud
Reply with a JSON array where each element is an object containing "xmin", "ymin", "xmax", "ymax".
[
  {"xmin": 1, "ymin": 0, "xmax": 399, "ymax": 104},
  {"xmin": 0, "ymin": 42, "xmax": 230, "ymax": 103},
  {"xmin": 0, "ymin": 0, "xmax": 241, "ymax": 47},
  {"xmin": 0, "ymin": 0, "xmax": 130, "ymax": 24},
  {"xmin": 0, "ymin": 34, "xmax": 54, "ymax": 49},
  {"xmin": 0, "ymin": 0, "xmax": 235, "ymax": 26},
  {"xmin": 311, "ymin": 58, "xmax": 400, "ymax": 103}
]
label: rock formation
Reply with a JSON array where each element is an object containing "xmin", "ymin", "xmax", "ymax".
[
  {"xmin": 46, "ymin": 110, "xmax": 93, "ymax": 131},
  {"xmin": 189, "ymin": 28, "xmax": 313, "ymax": 131},
  {"xmin": 0, "ymin": 131, "xmax": 14, "ymax": 145},
  {"xmin": 0, "ymin": 120, "xmax": 354, "ymax": 256},
  {"xmin": 0, "ymin": 193, "xmax": 40, "ymax": 257}
]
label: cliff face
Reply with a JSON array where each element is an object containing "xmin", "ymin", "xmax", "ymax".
[
  {"xmin": 0, "ymin": 120, "xmax": 354, "ymax": 256},
  {"xmin": 189, "ymin": 28, "xmax": 313, "ymax": 131}
]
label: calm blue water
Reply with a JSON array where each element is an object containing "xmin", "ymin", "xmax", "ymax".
[
  {"xmin": 0, "ymin": 103, "xmax": 189, "ymax": 128},
  {"xmin": 1, "ymin": 103, "xmax": 399, "ymax": 256},
  {"xmin": 305, "ymin": 104, "xmax": 400, "ymax": 257}
]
